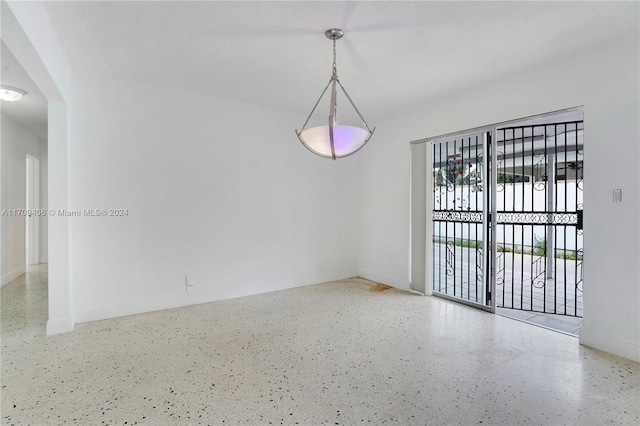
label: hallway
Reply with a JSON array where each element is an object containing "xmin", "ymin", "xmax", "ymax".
[{"xmin": 1, "ymin": 264, "xmax": 48, "ymax": 340}]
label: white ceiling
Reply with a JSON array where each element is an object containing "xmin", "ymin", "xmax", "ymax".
[
  {"xmin": 1, "ymin": 41, "xmax": 48, "ymax": 141},
  {"xmin": 4, "ymin": 1, "xmax": 639, "ymax": 133}
]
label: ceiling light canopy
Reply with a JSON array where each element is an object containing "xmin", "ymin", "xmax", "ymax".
[
  {"xmin": 0, "ymin": 85, "xmax": 26, "ymax": 102},
  {"xmin": 295, "ymin": 28, "xmax": 375, "ymax": 160}
]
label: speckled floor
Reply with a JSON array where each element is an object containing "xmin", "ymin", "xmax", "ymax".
[{"xmin": 2, "ymin": 265, "xmax": 639, "ymax": 425}]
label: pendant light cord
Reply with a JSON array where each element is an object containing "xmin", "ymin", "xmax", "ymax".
[{"xmin": 332, "ymin": 38, "xmax": 338, "ymax": 78}]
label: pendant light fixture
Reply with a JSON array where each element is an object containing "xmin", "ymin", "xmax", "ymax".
[
  {"xmin": 295, "ymin": 28, "xmax": 375, "ymax": 160},
  {"xmin": 0, "ymin": 85, "xmax": 26, "ymax": 102}
]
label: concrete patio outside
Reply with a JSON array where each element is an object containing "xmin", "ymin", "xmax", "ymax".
[{"xmin": 432, "ymin": 243, "xmax": 583, "ymax": 335}]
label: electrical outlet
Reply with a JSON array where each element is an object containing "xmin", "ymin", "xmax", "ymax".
[
  {"xmin": 613, "ymin": 189, "xmax": 622, "ymax": 203},
  {"xmin": 185, "ymin": 275, "xmax": 194, "ymax": 293}
]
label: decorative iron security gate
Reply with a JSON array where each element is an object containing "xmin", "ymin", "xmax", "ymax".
[
  {"xmin": 431, "ymin": 117, "xmax": 584, "ymax": 317},
  {"xmin": 494, "ymin": 121, "xmax": 583, "ymax": 316},
  {"xmin": 432, "ymin": 132, "xmax": 491, "ymax": 308}
]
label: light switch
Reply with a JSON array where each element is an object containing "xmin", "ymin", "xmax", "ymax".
[{"xmin": 612, "ymin": 189, "xmax": 622, "ymax": 203}]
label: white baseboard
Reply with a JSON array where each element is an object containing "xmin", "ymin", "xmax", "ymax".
[
  {"xmin": 1, "ymin": 265, "xmax": 26, "ymax": 287},
  {"xmin": 46, "ymin": 317, "xmax": 75, "ymax": 335},
  {"xmin": 74, "ymin": 268, "xmax": 358, "ymax": 324},
  {"xmin": 580, "ymin": 329, "xmax": 640, "ymax": 362}
]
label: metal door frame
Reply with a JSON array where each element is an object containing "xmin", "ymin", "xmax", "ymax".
[
  {"xmin": 493, "ymin": 121, "xmax": 584, "ymax": 317},
  {"xmin": 427, "ymin": 129, "xmax": 493, "ymax": 312},
  {"xmin": 411, "ymin": 106, "xmax": 583, "ymax": 314}
]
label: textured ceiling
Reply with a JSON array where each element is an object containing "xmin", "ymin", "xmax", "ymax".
[
  {"xmin": 7, "ymin": 1, "xmax": 640, "ymax": 133},
  {"xmin": 0, "ymin": 42, "xmax": 48, "ymax": 141}
]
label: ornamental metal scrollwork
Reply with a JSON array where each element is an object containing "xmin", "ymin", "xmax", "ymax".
[
  {"xmin": 576, "ymin": 256, "xmax": 584, "ymax": 293},
  {"xmin": 496, "ymin": 252, "xmax": 505, "ymax": 287},
  {"xmin": 475, "ymin": 248, "xmax": 483, "ymax": 285},
  {"xmin": 532, "ymin": 279, "xmax": 545, "ymax": 289},
  {"xmin": 446, "ymin": 241, "xmax": 455, "ymax": 276},
  {"xmin": 531, "ymin": 257, "xmax": 546, "ymax": 289},
  {"xmin": 496, "ymin": 150, "xmax": 506, "ymax": 193},
  {"xmin": 533, "ymin": 150, "xmax": 545, "ymax": 160},
  {"xmin": 532, "ymin": 151, "xmax": 548, "ymax": 192},
  {"xmin": 432, "ymin": 210, "xmax": 483, "ymax": 223},
  {"xmin": 496, "ymin": 211, "xmax": 578, "ymax": 225},
  {"xmin": 432, "ymin": 210, "xmax": 578, "ymax": 225}
]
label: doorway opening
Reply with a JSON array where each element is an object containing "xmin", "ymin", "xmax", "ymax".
[
  {"xmin": 0, "ymin": 41, "xmax": 50, "ymax": 336},
  {"xmin": 413, "ymin": 107, "xmax": 584, "ymax": 335},
  {"xmin": 493, "ymin": 121, "xmax": 583, "ymax": 335},
  {"xmin": 2, "ymin": 3, "xmax": 72, "ymax": 335}
]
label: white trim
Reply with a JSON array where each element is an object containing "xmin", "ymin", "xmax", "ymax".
[
  {"xmin": 1, "ymin": 265, "xmax": 26, "ymax": 286},
  {"xmin": 424, "ymin": 145, "xmax": 433, "ymax": 296},
  {"xmin": 410, "ymin": 142, "xmax": 428, "ymax": 294},
  {"xmin": 26, "ymin": 154, "xmax": 40, "ymax": 266},
  {"xmin": 580, "ymin": 330, "xmax": 640, "ymax": 363},
  {"xmin": 75, "ymin": 269, "xmax": 357, "ymax": 324},
  {"xmin": 46, "ymin": 317, "xmax": 75, "ymax": 335},
  {"xmin": 410, "ymin": 106, "xmax": 584, "ymax": 145},
  {"xmin": 489, "ymin": 129, "xmax": 498, "ymax": 313}
]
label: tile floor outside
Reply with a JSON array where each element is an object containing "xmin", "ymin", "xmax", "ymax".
[
  {"xmin": 434, "ymin": 244, "xmax": 583, "ymax": 336},
  {"xmin": 496, "ymin": 308, "xmax": 583, "ymax": 336},
  {"xmin": 1, "ymin": 265, "xmax": 638, "ymax": 425}
]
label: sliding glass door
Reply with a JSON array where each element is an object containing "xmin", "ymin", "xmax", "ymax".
[
  {"xmin": 431, "ymin": 131, "xmax": 493, "ymax": 309},
  {"xmin": 411, "ymin": 108, "xmax": 584, "ymax": 320}
]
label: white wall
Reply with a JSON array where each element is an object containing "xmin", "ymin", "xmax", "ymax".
[
  {"xmin": 69, "ymin": 71, "xmax": 361, "ymax": 322},
  {"xmin": 1, "ymin": 112, "xmax": 47, "ymax": 285},
  {"xmin": 358, "ymin": 37, "xmax": 640, "ymax": 361}
]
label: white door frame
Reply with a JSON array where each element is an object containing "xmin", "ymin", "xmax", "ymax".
[
  {"xmin": 26, "ymin": 154, "xmax": 40, "ymax": 266},
  {"xmin": 4, "ymin": 1, "xmax": 74, "ymax": 335}
]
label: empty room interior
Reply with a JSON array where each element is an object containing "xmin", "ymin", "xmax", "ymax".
[{"xmin": 1, "ymin": 1, "xmax": 639, "ymax": 425}]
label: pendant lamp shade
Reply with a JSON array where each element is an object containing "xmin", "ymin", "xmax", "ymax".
[
  {"xmin": 300, "ymin": 125, "xmax": 370, "ymax": 158},
  {"xmin": 295, "ymin": 28, "xmax": 374, "ymax": 160},
  {"xmin": 0, "ymin": 85, "xmax": 26, "ymax": 102}
]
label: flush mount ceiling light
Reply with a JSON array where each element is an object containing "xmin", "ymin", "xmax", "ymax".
[
  {"xmin": 0, "ymin": 85, "xmax": 26, "ymax": 102},
  {"xmin": 295, "ymin": 28, "xmax": 375, "ymax": 160}
]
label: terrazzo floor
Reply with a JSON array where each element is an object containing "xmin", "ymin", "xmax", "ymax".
[{"xmin": 2, "ymin": 265, "xmax": 639, "ymax": 425}]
